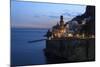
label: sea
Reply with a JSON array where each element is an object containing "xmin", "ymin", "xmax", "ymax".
[
  {"xmin": 11, "ymin": 28, "xmax": 48, "ymax": 66},
  {"xmin": 11, "ymin": 28, "xmax": 95, "ymax": 66}
]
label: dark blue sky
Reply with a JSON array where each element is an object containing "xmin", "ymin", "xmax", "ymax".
[{"xmin": 11, "ymin": 1, "xmax": 86, "ymax": 28}]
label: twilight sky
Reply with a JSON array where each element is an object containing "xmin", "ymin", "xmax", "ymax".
[{"xmin": 11, "ymin": 1, "xmax": 86, "ymax": 28}]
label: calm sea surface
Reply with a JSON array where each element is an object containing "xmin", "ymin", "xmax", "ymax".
[
  {"xmin": 11, "ymin": 28, "xmax": 48, "ymax": 66},
  {"xmin": 11, "ymin": 28, "xmax": 94, "ymax": 66}
]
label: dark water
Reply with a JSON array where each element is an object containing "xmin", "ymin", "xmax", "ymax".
[
  {"xmin": 11, "ymin": 28, "xmax": 48, "ymax": 66},
  {"xmin": 11, "ymin": 28, "xmax": 95, "ymax": 66}
]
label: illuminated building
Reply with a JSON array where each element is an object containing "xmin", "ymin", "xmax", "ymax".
[{"xmin": 52, "ymin": 15, "xmax": 69, "ymax": 38}]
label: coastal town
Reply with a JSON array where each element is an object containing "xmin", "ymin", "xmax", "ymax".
[
  {"xmin": 44, "ymin": 6, "xmax": 95, "ymax": 62},
  {"xmin": 46, "ymin": 15, "xmax": 94, "ymax": 40}
]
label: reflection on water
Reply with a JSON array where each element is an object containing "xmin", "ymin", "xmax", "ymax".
[{"xmin": 11, "ymin": 28, "xmax": 95, "ymax": 66}]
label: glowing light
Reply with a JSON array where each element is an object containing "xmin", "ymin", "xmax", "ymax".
[
  {"xmin": 57, "ymin": 33, "xmax": 61, "ymax": 38},
  {"xmin": 82, "ymin": 33, "xmax": 85, "ymax": 38},
  {"xmin": 76, "ymin": 34, "xmax": 80, "ymax": 38},
  {"xmin": 91, "ymin": 35, "xmax": 95, "ymax": 38},
  {"xmin": 68, "ymin": 33, "xmax": 73, "ymax": 37}
]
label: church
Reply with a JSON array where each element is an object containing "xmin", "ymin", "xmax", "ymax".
[{"xmin": 51, "ymin": 15, "xmax": 71, "ymax": 38}]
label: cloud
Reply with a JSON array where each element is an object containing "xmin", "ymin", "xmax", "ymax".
[
  {"xmin": 48, "ymin": 15, "xmax": 59, "ymax": 19},
  {"xmin": 61, "ymin": 12, "xmax": 81, "ymax": 17},
  {"xmin": 33, "ymin": 15, "xmax": 40, "ymax": 18}
]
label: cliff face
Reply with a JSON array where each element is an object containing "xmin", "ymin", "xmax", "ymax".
[
  {"xmin": 81, "ymin": 6, "xmax": 95, "ymax": 35},
  {"xmin": 71, "ymin": 6, "xmax": 95, "ymax": 35},
  {"xmin": 45, "ymin": 38, "xmax": 95, "ymax": 62}
]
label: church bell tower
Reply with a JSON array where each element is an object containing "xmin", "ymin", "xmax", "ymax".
[{"xmin": 60, "ymin": 15, "xmax": 64, "ymax": 26}]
